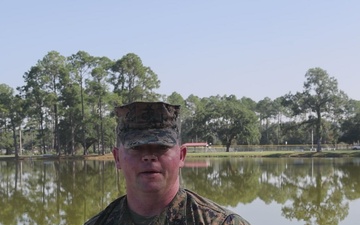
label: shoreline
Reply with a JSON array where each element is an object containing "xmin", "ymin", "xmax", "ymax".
[{"xmin": 1, "ymin": 150, "xmax": 360, "ymax": 161}]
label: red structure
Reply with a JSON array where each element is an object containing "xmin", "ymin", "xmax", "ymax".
[{"xmin": 181, "ymin": 142, "xmax": 208, "ymax": 147}]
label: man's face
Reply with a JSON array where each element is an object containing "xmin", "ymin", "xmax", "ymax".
[{"xmin": 113, "ymin": 143, "xmax": 187, "ymax": 194}]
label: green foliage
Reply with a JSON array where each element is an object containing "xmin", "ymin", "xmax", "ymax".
[
  {"xmin": 339, "ymin": 113, "xmax": 360, "ymax": 144},
  {"xmin": 188, "ymin": 95, "xmax": 260, "ymax": 151},
  {"xmin": 0, "ymin": 84, "xmax": 25, "ymax": 155},
  {"xmin": 282, "ymin": 68, "xmax": 349, "ymax": 151},
  {"xmin": 110, "ymin": 53, "xmax": 161, "ymax": 103},
  {"xmin": 2, "ymin": 51, "xmax": 359, "ymax": 155}
]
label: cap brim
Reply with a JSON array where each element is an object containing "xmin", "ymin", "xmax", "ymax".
[{"xmin": 122, "ymin": 128, "xmax": 178, "ymax": 149}]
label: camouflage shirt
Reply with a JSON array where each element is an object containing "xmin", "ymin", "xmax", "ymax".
[{"xmin": 84, "ymin": 188, "xmax": 251, "ymax": 225}]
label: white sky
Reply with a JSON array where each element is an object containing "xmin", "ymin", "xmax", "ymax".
[{"xmin": 1, "ymin": 0, "xmax": 359, "ymax": 102}]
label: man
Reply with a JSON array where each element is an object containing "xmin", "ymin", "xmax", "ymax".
[{"xmin": 84, "ymin": 101, "xmax": 250, "ymax": 225}]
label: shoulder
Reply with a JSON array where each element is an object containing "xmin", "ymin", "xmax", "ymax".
[
  {"xmin": 84, "ymin": 214, "xmax": 100, "ymax": 225},
  {"xmin": 182, "ymin": 189, "xmax": 251, "ymax": 225},
  {"xmin": 84, "ymin": 196, "xmax": 126, "ymax": 225},
  {"xmin": 183, "ymin": 188, "xmax": 232, "ymax": 215}
]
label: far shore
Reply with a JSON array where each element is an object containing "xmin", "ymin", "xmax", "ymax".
[{"xmin": 1, "ymin": 150, "xmax": 360, "ymax": 161}]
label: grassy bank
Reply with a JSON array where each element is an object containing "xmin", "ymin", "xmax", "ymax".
[
  {"xmin": 1, "ymin": 150, "xmax": 360, "ymax": 161},
  {"xmin": 187, "ymin": 150, "xmax": 360, "ymax": 158}
]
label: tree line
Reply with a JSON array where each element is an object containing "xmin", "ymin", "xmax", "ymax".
[{"xmin": 1, "ymin": 50, "xmax": 360, "ymax": 157}]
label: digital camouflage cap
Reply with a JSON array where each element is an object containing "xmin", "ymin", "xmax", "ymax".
[{"xmin": 115, "ymin": 102, "xmax": 181, "ymax": 148}]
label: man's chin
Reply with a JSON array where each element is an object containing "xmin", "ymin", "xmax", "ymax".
[{"xmin": 137, "ymin": 181, "xmax": 164, "ymax": 193}]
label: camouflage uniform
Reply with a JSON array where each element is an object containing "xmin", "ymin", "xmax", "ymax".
[{"xmin": 84, "ymin": 188, "xmax": 250, "ymax": 225}]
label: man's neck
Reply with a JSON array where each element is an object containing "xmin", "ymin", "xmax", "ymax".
[{"xmin": 126, "ymin": 184, "xmax": 180, "ymax": 217}]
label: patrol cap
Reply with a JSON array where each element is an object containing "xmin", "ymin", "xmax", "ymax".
[{"xmin": 115, "ymin": 102, "xmax": 181, "ymax": 148}]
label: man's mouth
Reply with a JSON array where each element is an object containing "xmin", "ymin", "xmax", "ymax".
[{"xmin": 141, "ymin": 170, "xmax": 159, "ymax": 174}]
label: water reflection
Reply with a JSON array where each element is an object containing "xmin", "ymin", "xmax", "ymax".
[
  {"xmin": 0, "ymin": 160, "xmax": 123, "ymax": 225},
  {"xmin": 0, "ymin": 158, "xmax": 360, "ymax": 225}
]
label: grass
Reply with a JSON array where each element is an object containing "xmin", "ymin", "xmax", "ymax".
[
  {"xmin": 1, "ymin": 150, "xmax": 360, "ymax": 161},
  {"xmin": 186, "ymin": 150, "xmax": 360, "ymax": 158}
]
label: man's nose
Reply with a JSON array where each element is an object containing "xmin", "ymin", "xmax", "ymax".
[{"xmin": 142, "ymin": 154, "xmax": 158, "ymax": 162}]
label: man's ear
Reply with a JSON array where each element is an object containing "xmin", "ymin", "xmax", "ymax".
[
  {"xmin": 112, "ymin": 147, "xmax": 121, "ymax": 169},
  {"xmin": 179, "ymin": 146, "xmax": 187, "ymax": 168}
]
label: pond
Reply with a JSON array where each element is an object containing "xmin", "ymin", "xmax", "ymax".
[{"xmin": 1, "ymin": 157, "xmax": 360, "ymax": 225}]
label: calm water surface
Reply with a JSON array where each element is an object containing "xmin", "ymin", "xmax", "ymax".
[{"xmin": 1, "ymin": 157, "xmax": 360, "ymax": 225}]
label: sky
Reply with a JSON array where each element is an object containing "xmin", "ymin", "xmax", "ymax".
[{"xmin": 1, "ymin": 1, "xmax": 359, "ymax": 102}]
